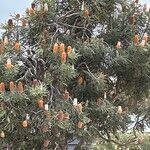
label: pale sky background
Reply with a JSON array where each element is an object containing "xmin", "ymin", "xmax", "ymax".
[{"xmin": 0, "ymin": 0, "xmax": 32, "ymax": 23}]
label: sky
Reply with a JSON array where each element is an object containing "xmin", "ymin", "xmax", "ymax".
[
  {"xmin": 0, "ymin": 0, "xmax": 32, "ymax": 23},
  {"xmin": 0, "ymin": 0, "xmax": 150, "ymax": 23},
  {"xmin": 142, "ymin": 0, "xmax": 150, "ymax": 4}
]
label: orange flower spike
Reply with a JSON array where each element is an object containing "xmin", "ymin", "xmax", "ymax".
[
  {"xmin": 37, "ymin": 99, "xmax": 44, "ymax": 108},
  {"xmin": 9, "ymin": 81, "xmax": 15, "ymax": 93},
  {"xmin": 76, "ymin": 103, "xmax": 83, "ymax": 113},
  {"xmin": 17, "ymin": 82, "xmax": 24, "ymax": 93},
  {"xmin": 0, "ymin": 82, "xmax": 5, "ymax": 92},
  {"xmin": 77, "ymin": 76, "xmax": 84, "ymax": 85},
  {"xmin": 42, "ymin": 126, "xmax": 49, "ymax": 133},
  {"xmin": 14, "ymin": 41, "xmax": 21, "ymax": 50},
  {"xmin": 61, "ymin": 51, "xmax": 67, "ymax": 63},
  {"xmin": 5, "ymin": 58, "xmax": 14, "ymax": 69},
  {"xmin": 22, "ymin": 120, "xmax": 28, "ymax": 128},
  {"xmin": 53, "ymin": 43, "xmax": 59, "ymax": 53},
  {"xmin": 28, "ymin": 8, "xmax": 34, "ymax": 16},
  {"xmin": 134, "ymin": 34, "xmax": 139, "ymax": 45},
  {"xmin": 83, "ymin": 9, "xmax": 90, "ymax": 17},
  {"xmin": 140, "ymin": 40, "xmax": 146, "ymax": 48},
  {"xmin": 43, "ymin": 139, "xmax": 50, "ymax": 148},
  {"xmin": 67, "ymin": 46, "xmax": 72, "ymax": 54},
  {"xmin": 116, "ymin": 41, "xmax": 122, "ymax": 49},
  {"xmin": 57, "ymin": 110, "xmax": 64, "ymax": 121},
  {"xmin": 63, "ymin": 112, "xmax": 70, "ymax": 120},
  {"xmin": 59, "ymin": 43, "xmax": 65, "ymax": 53},
  {"xmin": 143, "ymin": 33, "xmax": 148, "ymax": 43},
  {"xmin": 77, "ymin": 121, "xmax": 84, "ymax": 128}
]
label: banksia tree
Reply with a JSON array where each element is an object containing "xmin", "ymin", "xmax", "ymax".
[{"xmin": 0, "ymin": 0, "xmax": 150, "ymax": 150}]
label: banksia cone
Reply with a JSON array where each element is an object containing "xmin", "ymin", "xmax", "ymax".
[
  {"xmin": 5, "ymin": 58, "xmax": 13, "ymax": 69},
  {"xmin": 16, "ymin": 13, "xmax": 20, "ymax": 19},
  {"xmin": 75, "ymin": 103, "xmax": 83, "ymax": 113},
  {"xmin": 44, "ymin": 104, "xmax": 48, "ymax": 111},
  {"xmin": 0, "ymin": 131, "xmax": 5, "ymax": 138},
  {"xmin": 116, "ymin": 41, "xmax": 122, "ymax": 49},
  {"xmin": 61, "ymin": 51, "xmax": 67, "ymax": 63},
  {"xmin": 73, "ymin": 98, "xmax": 78, "ymax": 106},
  {"xmin": 44, "ymin": 3, "xmax": 49, "ymax": 12},
  {"xmin": 14, "ymin": 41, "xmax": 21, "ymax": 50},
  {"xmin": 134, "ymin": 34, "xmax": 139, "ymax": 45},
  {"xmin": 37, "ymin": 99, "xmax": 44, "ymax": 108},
  {"xmin": 17, "ymin": 82, "xmax": 24, "ymax": 93},
  {"xmin": 22, "ymin": 120, "xmax": 28, "ymax": 128},
  {"xmin": 53, "ymin": 43, "xmax": 59, "ymax": 53},
  {"xmin": 0, "ymin": 41, "xmax": 4, "ymax": 54},
  {"xmin": 96, "ymin": 98, "xmax": 104, "ymax": 106},
  {"xmin": 59, "ymin": 43, "xmax": 65, "ymax": 53},
  {"xmin": 42, "ymin": 126, "xmax": 49, "ymax": 133},
  {"xmin": 7, "ymin": 19, "xmax": 13, "ymax": 29},
  {"xmin": 129, "ymin": 15, "xmax": 135, "ymax": 25},
  {"xmin": 63, "ymin": 89, "xmax": 70, "ymax": 100},
  {"xmin": 4, "ymin": 36, "xmax": 8, "ymax": 45},
  {"xmin": 28, "ymin": 8, "xmax": 34, "ymax": 16},
  {"xmin": 140, "ymin": 40, "xmax": 146, "ymax": 48},
  {"xmin": 43, "ymin": 139, "xmax": 50, "ymax": 148},
  {"xmin": 77, "ymin": 121, "xmax": 84, "ymax": 128},
  {"xmin": 77, "ymin": 76, "xmax": 84, "ymax": 85},
  {"xmin": 63, "ymin": 112, "xmax": 70, "ymax": 120},
  {"xmin": 9, "ymin": 81, "xmax": 15, "ymax": 93},
  {"xmin": 0, "ymin": 82, "xmax": 5, "ymax": 92},
  {"xmin": 137, "ymin": 137, "xmax": 144, "ymax": 144},
  {"xmin": 45, "ymin": 111, "xmax": 51, "ymax": 119},
  {"xmin": 21, "ymin": 19, "xmax": 27, "ymax": 27},
  {"xmin": 122, "ymin": 107, "xmax": 129, "ymax": 114},
  {"xmin": 57, "ymin": 110, "xmax": 64, "ymax": 121},
  {"xmin": 67, "ymin": 46, "xmax": 72, "ymax": 54},
  {"xmin": 32, "ymin": 79, "xmax": 38, "ymax": 87},
  {"xmin": 143, "ymin": 33, "xmax": 148, "ymax": 43},
  {"xmin": 117, "ymin": 106, "xmax": 123, "ymax": 114},
  {"xmin": 31, "ymin": 3, "xmax": 36, "ymax": 10},
  {"xmin": 83, "ymin": 9, "xmax": 90, "ymax": 17},
  {"xmin": 26, "ymin": 114, "xmax": 30, "ymax": 120},
  {"xmin": 143, "ymin": 4, "xmax": 147, "ymax": 12}
]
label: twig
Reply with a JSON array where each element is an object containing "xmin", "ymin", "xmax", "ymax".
[{"xmin": 54, "ymin": 142, "xmax": 59, "ymax": 150}]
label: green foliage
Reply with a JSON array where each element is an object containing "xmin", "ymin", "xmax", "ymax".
[
  {"xmin": 28, "ymin": 83, "xmax": 47, "ymax": 100},
  {"xmin": 0, "ymin": 0, "xmax": 150, "ymax": 149}
]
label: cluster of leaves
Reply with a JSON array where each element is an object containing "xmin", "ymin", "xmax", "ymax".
[{"xmin": 0, "ymin": 0, "xmax": 150, "ymax": 149}]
